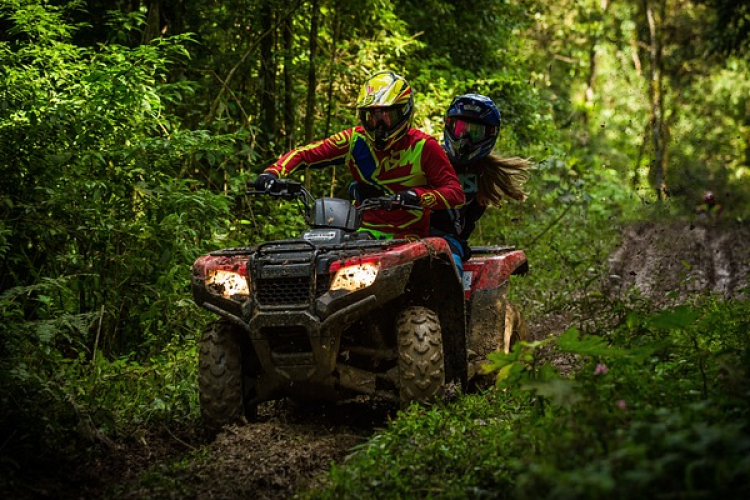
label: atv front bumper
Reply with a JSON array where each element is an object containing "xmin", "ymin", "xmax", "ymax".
[{"xmin": 194, "ymin": 261, "xmax": 412, "ymax": 396}]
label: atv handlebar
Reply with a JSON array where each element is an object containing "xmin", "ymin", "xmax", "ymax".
[
  {"xmin": 246, "ymin": 178, "xmax": 422, "ymax": 212},
  {"xmin": 358, "ymin": 195, "xmax": 423, "ymax": 212},
  {"xmin": 246, "ymin": 179, "xmax": 306, "ymax": 201}
]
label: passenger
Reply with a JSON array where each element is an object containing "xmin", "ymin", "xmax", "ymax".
[
  {"xmin": 252, "ymin": 70, "xmax": 464, "ymax": 240},
  {"xmin": 431, "ymin": 94, "xmax": 532, "ymax": 274}
]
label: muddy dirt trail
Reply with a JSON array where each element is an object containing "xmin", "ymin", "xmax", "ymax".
[
  {"xmin": 9, "ymin": 220, "xmax": 750, "ymax": 500},
  {"xmin": 606, "ymin": 220, "xmax": 749, "ymax": 304}
]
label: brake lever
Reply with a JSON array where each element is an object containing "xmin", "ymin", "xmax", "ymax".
[
  {"xmin": 357, "ymin": 196, "xmax": 423, "ymax": 212},
  {"xmin": 246, "ymin": 180, "xmax": 303, "ymax": 200},
  {"xmin": 400, "ymin": 202, "xmax": 423, "ymax": 211},
  {"xmin": 380, "ymin": 196, "xmax": 423, "ymax": 211}
]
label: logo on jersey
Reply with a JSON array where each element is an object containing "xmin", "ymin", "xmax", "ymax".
[
  {"xmin": 421, "ymin": 192, "xmax": 438, "ymax": 208},
  {"xmin": 381, "ymin": 150, "xmax": 416, "ymax": 173},
  {"xmin": 460, "ymin": 173, "xmax": 479, "ymax": 194},
  {"xmin": 329, "ymin": 131, "xmax": 349, "ymax": 147}
]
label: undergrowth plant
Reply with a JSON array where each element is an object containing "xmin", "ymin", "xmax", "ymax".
[
  {"xmin": 0, "ymin": 278, "xmax": 201, "ymax": 472},
  {"xmin": 0, "ymin": 2, "xmax": 225, "ymax": 474},
  {"xmin": 302, "ymin": 298, "xmax": 750, "ymax": 500}
]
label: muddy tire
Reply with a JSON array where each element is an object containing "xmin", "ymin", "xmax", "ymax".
[
  {"xmin": 199, "ymin": 321, "xmax": 257, "ymax": 432},
  {"xmin": 396, "ymin": 306, "xmax": 445, "ymax": 408},
  {"xmin": 466, "ymin": 299, "xmax": 528, "ymax": 390},
  {"xmin": 505, "ymin": 300, "xmax": 528, "ymax": 353}
]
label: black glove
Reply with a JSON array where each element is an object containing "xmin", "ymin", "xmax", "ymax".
[
  {"xmin": 253, "ymin": 172, "xmax": 279, "ymax": 191},
  {"xmin": 395, "ymin": 190, "xmax": 420, "ymax": 207}
]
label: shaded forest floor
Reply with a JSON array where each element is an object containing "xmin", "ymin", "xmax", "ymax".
[{"xmin": 6, "ymin": 219, "xmax": 750, "ymax": 500}]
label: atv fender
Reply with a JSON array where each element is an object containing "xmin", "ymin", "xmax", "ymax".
[
  {"xmin": 402, "ymin": 237, "xmax": 468, "ymax": 388},
  {"xmin": 464, "ymin": 248, "xmax": 528, "ymax": 359}
]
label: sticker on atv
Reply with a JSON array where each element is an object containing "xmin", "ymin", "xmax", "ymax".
[
  {"xmin": 304, "ymin": 231, "xmax": 338, "ymax": 242},
  {"xmin": 462, "ymin": 271, "xmax": 473, "ymax": 291}
]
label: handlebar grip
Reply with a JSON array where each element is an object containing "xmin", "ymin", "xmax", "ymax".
[
  {"xmin": 357, "ymin": 196, "xmax": 423, "ymax": 212},
  {"xmin": 246, "ymin": 179, "xmax": 304, "ymax": 201}
]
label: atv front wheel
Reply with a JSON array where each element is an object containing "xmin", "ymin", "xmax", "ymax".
[
  {"xmin": 396, "ymin": 306, "xmax": 445, "ymax": 408},
  {"xmin": 198, "ymin": 321, "xmax": 257, "ymax": 432}
]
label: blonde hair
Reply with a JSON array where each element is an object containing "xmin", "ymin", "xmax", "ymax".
[{"xmin": 474, "ymin": 152, "xmax": 532, "ymax": 206}]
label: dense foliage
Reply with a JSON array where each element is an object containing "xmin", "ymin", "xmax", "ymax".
[{"xmin": 1, "ymin": 0, "xmax": 748, "ymax": 496}]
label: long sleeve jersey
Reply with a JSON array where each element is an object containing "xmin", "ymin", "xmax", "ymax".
[
  {"xmin": 430, "ymin": 163, "xmax": 485, "ymax": 242},
  {"xmin": 265, "ymin": 126, "xmax": 465, "ymax": 238}
]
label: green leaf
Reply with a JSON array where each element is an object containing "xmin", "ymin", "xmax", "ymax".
[
  {"xmin": 646, "ymin": 306, "xmax": 700, "ymax": 330},
  {"xmin": 557, "ymin": 327, "xmax": 624, "ymax": 356}
]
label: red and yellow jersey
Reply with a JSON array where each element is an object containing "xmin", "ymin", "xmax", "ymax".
[{"xmin": 265, "ymin": 127, "xmax": 464, "ymax": 238}]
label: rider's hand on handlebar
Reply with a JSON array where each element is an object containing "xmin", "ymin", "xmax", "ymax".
[
  {"xmin": 377, "ymin": 190, "xmax": 422, "ymax": 211},
  {"xmin": 253, "ymin": 172, "xmax": 279, "ymax": 191},
  {"xmin": 395, "ymin": 190, "xmax": 420, "ymax": 208}
]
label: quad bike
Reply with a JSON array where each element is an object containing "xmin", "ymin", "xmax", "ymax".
[{"xmin": 191, "ymin": 180, "xmax": 528, "ymax": 430}]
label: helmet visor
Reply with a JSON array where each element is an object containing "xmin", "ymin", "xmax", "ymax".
[
  {"xmin": 361, "ymin": 106, "xmax": 405, "ymax": 131},
  {"xmin": 446, "ymin": 117, "xmax": 493, "ymax": 143}
]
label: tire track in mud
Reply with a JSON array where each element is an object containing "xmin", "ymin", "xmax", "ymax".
[
  {"xmin": 112, "ymin": 400, "xmax": 394, "ymax": 500},
  {"xmin": 606, "ymin": 221, "xmax": 750, "ymax": 303}
]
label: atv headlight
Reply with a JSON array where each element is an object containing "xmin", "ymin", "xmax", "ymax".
[
  {"xmin": 330, "ymin": 262, "xmax": 380, "ymax": 291},
  {"xmin": 205, "ymin": 270, "xmax": 250, "ymax": 299}
]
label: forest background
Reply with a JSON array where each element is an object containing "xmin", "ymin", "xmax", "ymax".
[{"xmin": 1, "ymin": 0, "xmax": 749, "ymax": 498}]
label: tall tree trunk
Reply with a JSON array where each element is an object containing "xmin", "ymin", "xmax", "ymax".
[
  {"xmin": 163, "ymin": 0, "xmax": 185, "ymax": 35},
  {"xmin": 141, "ymin": 0, "xmax": 184, "ymax": 41},
  {"xmin": 283, "ymin": 9, "xmax": 296, "ymax": 150},
  {"xmin": 141, "ymin": 0, "xmax": 162, "ymax": 44},
  {"xmin": 325, "ymin": 2, "xmax": 341, "ymax": 197},
  {"xmin": 644, "ymin": 0, "xmax": 668, "ymax": 200},
  {"xmin": 634, "ymin": 121, "xmax": 651, "ymax": 191},
  {"xmin": 303, "ymin": 0, "xmax": 320, "ymax": 189},
  {"xmin": 259, "ymin": 2, "xmax": 277, "ymax": 155},
  {"xmin": 324, "ymin": 4, "xmax": 341, "ymax": 138}
]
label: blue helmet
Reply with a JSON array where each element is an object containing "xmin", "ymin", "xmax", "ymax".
[{"xmin": 443, "ymin": 94, "xmax": 501, "ymax": 166}]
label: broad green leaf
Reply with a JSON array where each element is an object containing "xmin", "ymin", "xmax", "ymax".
[{"xmin": 646, "ymin": 306, "xmax": 700, "ymax": 330}]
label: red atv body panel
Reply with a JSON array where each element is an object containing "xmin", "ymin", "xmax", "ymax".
[{"xmin": 463, "ymin": 247, "xmax": 529, "ymax": 300}]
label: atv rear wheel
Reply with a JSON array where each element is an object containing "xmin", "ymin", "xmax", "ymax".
[
  {"xmin": 396, "ymin": 306, "xmax": 445, "ymax": 408},
  {"xmin": 199, "ymin": 321, "xmax": 257, "ymax": 432}
]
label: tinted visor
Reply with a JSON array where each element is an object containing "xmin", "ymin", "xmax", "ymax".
[
  {"xmin": 361, "ymin": 106, "xmax": 405, "ymax": 131},
  {"xmin": 446, "ymin": 117, "xmax": 493, "ymax": 143}
]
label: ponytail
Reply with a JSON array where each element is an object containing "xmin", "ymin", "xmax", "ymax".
[{"xmin": 474, "ymin": 153, "xmax": 532, "ymax": 206}]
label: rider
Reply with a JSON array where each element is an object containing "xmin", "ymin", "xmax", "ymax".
[
  {"xmin": 252, "ymin": 70, "xmax": 464, "ymax": 240},
  {"xmin": 431, "ymin": 94, "xmax": 531, "ymax": 274}
]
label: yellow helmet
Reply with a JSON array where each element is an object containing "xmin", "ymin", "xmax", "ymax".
[{"xmin": 356, "ymin": 71, "xmax": 414, "ymax": 150}]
